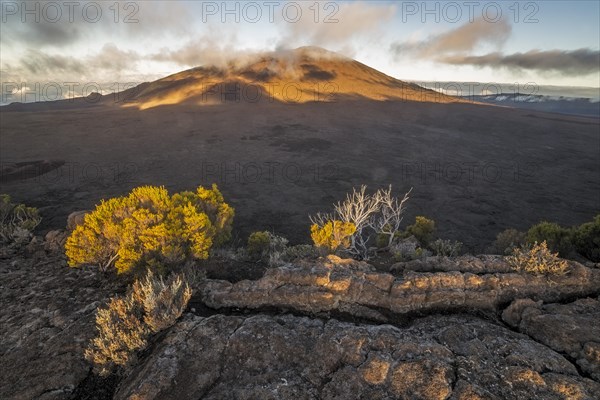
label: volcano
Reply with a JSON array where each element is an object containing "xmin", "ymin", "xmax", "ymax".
[
  {"xmin": 113, "ymin": 46, "xmax": 460, "ymax": 109},
  {"xmin": 1, "ymin": 47, "xmax": 598, "ymax": 251}
]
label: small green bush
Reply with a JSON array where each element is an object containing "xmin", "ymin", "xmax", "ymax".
[
  {"xmin": 507, "ymin": 241, "xmax": 568, "ymax": 275},
  {"xmin": 525, "ymin": 221, "xmax": 572, "ymax": 257},
  {"xmin": 246, "ymin": 231, "xmax": 290, "ymax": 266},
  {"xmin": 492, "ymin": 229, "xmax": 525, "ymax": 255},
  {"xmin": 66, "ymin": 184, "xmax": 234, "ymax": 274},
  {"xmin": 572, "ymin": 215, "xmax": 600, "ymax": 262},
  {"xmin": 0, "ymin": 194, "xmax": 41, "ymax": 245},
  {"xmin": 406, "ymin": 216, "xmax": 435, "ymax": 246},
  {"xmin": 247, "ymin": 231, "xmax": 271, "ymax": 259},
  {"xmin": 430, "ymin": 239, "xmax": 462, "ymax": 257}
]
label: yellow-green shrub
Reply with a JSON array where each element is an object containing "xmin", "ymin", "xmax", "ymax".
[
  {"xmin": 310, "ymin": 220, "xmax": 356, "ymax": 253},
  {"xmin": 65, "ymin": 184, "xmax": 234, "ymax": 274},
  {"xmin": 506, "ymin": 241, "xmax": 568, "ymax": 275}
]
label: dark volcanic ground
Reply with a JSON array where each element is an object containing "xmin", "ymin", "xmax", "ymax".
[{"xmin": 1, "ymin": 99, "xmax": 599, "ymax": 252}]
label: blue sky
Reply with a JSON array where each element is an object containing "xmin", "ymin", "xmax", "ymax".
[{"xmin": 1, "ymin": 0, "xmax": 599, "ymax": 95}]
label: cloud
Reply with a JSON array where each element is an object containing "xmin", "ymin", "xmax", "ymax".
[
  {"xmin": 120, "ymin": 1, "xmax": 194, "ymax": 37},
  {"xmin": 0, "ymin": 1, "xmax": 81, "ymax": 48},
  {"xmin": 19, "ymin": 21, "xmax": 80, "ymax": 47},
  {"xmin": 3, "ymin": 2, "xmax": 394, "ymax": 80},
  {"xmin": 144, "ymin": 1, "xmax": 396, "ymax": 66},
  {"xmin": 149, "ymin": 33, "xmax": 260, "ymax": 69},
  {"xmin": 0, "ymin": 0, "xmax": 193, "ymax": 50},
  {"xmin": 391, "ymin": 17, "xmax": 511, "ymax": 58},
  {"xmin": 19, "ymin": 50, "xmax": 86, "ymax": 75},
  {"xmin": 278, "ymin": 2, "xmax": 396, "ymax": 53},
  {"xmin": 3, "ymin": 43, "xmax": 143, "ymax": 83},
  {"xmin": 90, "ymin": 43, "xmax": 141, "ymax": 71},
  {"xmin": 441, "ymin": 49, "xmax": 600, "ymax": 75},
  {"xmin": 390, "ymin": 17, "xmax": 598, "ymax": 77}
]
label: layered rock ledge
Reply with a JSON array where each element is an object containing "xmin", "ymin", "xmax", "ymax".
[{"xmin": 200, "ymin": 255, "xmax": 600, "ymax": 321}]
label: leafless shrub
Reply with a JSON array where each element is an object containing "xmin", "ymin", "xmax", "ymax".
[
  {"xmin": 310, "ymin": 185, "xmax": 411, "ymax": 260},
  {"xmin": 369, "ymin": 186, "xmax": 411, "ymax": 249},
  {"xmin": 309, "ymin": 212, "xmax": 335, "ymax": 228}
]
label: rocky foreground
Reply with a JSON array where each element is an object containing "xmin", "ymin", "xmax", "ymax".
[{"xmin": 1, "ymin": 234, "xmax": 599, "ymax": 399}]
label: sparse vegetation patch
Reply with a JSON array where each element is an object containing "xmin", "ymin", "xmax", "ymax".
[
  {"xmin": 86, "ymin": 270, "xmax": 192, "ymax": 376},
  {"xmin": 507, "ymin": 241, "xmax": 569, "ymax": 275},
  {"xmin": 430, "ymin": 239, "xmax": 463, "ymax": 257},
  {"xmin": 0, "ymin": 194, "xmax": 41, "ymax": 245}
]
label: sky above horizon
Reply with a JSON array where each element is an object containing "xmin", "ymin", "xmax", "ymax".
[{"xmin": 1, "ymin": 0, "xmax": 599, "ymax": 100}]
